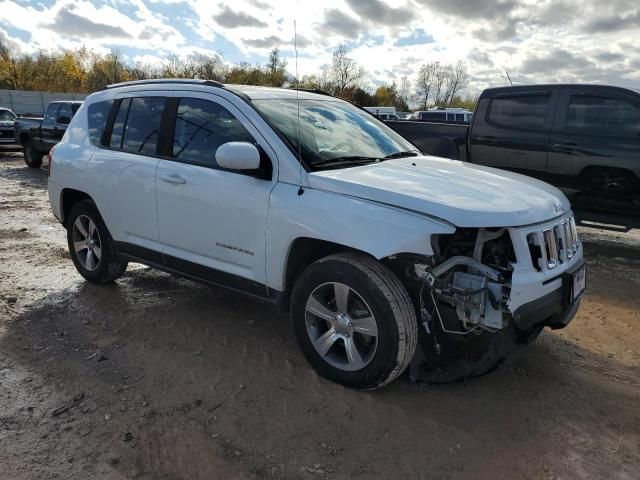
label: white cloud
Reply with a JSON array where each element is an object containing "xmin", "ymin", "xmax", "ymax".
[{"xmin": 0, "ymin": 0, "xmax": 639, "ymax": 95}]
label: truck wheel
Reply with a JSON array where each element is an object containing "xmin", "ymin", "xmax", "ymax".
[
  {"xmin": 66, "ymin": 199, "xmax": 128, "ymax": 283},
  {"xmin": 586, "ymin": 168, "xmax": 636, "ymax": 194},
  {"xmin": 290, "ymin": 252, "xmax": 417, "ymax": 389},
  {"xmin": 23, "ymin": 144, "xmax": 44, "ymax": 168}
]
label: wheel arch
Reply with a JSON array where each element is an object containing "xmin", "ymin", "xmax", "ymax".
[{"xmin": 60, "ymin": 188, "xmax": 93, "ymax": 227}]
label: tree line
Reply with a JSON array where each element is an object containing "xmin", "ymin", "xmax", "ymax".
[{"xmin": 0, "ymin": 40, "xmax": 476, "ymax": 111}]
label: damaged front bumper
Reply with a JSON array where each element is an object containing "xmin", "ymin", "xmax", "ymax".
[{"xmin": 512, "ymin": 260, "xmax": 585, "ymax": 331}]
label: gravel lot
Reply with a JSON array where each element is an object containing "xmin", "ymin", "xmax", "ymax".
[{"xmin": 1, "ymin": 148, "xmax": 639, "ymax": 480}]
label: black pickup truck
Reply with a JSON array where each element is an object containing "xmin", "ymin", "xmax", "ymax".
[
  {"xmin": 15, "ymin": 101, "xmax": 82, "ymax": 168},
  {"xmin": 390, "ymin": 84, "xmax": 640, "ymax": 225}
]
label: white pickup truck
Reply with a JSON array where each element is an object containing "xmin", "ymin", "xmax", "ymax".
[{"xmin": 47, "ymin": 80, "xmax": 585, "ymax": 389}]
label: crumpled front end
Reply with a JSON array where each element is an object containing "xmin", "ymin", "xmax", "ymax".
[{"xmin": 406, "ymin": 213, "xmax": 585, "ymax": 383}]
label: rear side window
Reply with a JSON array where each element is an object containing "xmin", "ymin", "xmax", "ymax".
[
  {"xmin": 424, "ymin": 112, "xmax": 446, "ymax": 121},
  {"xmin": 87, "ymin": 100, "xmax": 113, "ymax": 146},
  {"xmin": 455, "ymin": 113, "xmax": 465, "ymax": 122},
  {"xmin": 172, "ymin": 98, "xmax": 254, "ymax": 167},
  {"xmin": 123, "ymin": 97, "xmax": 166, "ymax": 155},
  {"xmin": 566, "ymin": 94, "xmax": 640, "ymax": 138},
  {"xmin": 489, "ymin": 94, "xmax": 550, "ymax": 129},
  {"xmin": 110, "ymin": 98, "xmax": 130, "ymax": 149}
]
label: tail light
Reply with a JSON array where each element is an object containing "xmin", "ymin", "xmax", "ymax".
[{"xmin": 47, "ymin": 145, "xmax": 56, "ymax": 176}]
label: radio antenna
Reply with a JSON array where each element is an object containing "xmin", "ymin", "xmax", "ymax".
[
  {"xmin": 505, "ymin": 70, "xmax": 513, "ymax": 86},
  {"xmin": 294, "ymin": 14, "xmax": 304, "ymax": 196}
]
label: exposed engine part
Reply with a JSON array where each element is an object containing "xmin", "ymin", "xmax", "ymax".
[
  {"xmin": 415, "ymin": 251, "xmax": 510, "ymax": 335},
  {"xmin": 432, "ymin": 228, "xmax": 516, "ymax": 274}
]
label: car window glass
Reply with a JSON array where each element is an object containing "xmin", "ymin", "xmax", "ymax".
[
  {"xmin": 455, "ymin": 113, "xmax": 465, "ymax": 122},
  {"xmin": 566, "ymin": 94, "xmax": 640, "ymax": 138},
  {"xmin": 57, "ymin": 103, "xmax": 72, "ymax": 124},
  {"xmin": 44, "ymin": 104, "xmax": 60, "ymax": 124},
  {"xmin": 489, "ymin": 94, "xmax": 550, "ymax": 129},
  {"xmin": 87, "ymin": 100, "xmax": 113, "ymax": 146},
  {"xmin": 173, "ymin": 97, "xmax": 254, "ymax": 167},
  {"xmin": 0, "ymin": 110, "xmax": 15, "ymax": 121},
  {"xmin": 110, "ymin": 98, "xmax": 130, "ymax": 149},
  {"xmin": 71, "ymin": 104, "xmax": 81, "ymax": 115},
  {"xmin": 123, "ymin": 97, "xmax": 165, "ymax": 155}
]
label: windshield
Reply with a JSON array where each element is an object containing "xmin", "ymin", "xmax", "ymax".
[
  {"xmin": 0, "ymin": 110, "xmax": 16, "ymax": 122},
  {"xmin": 252, "ymin": 99, "xmax": 418, "ymax": 170}
]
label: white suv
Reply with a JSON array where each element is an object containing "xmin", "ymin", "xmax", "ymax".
[{"xmin": 48, "ymin": 79, "xmax": 586, "ymax": 389}]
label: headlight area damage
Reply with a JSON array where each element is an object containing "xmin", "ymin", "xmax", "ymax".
[{"xmin": 386, "ymin": 227, "xmax": 579, "ymax": 384}]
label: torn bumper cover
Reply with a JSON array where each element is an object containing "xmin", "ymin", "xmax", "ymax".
[{"xmin": 512, "ymin": 260, "xmax": 586, "ymax": 332}]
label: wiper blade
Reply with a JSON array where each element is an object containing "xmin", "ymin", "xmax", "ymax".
[
  {"xmin": 383, "ymin": 150, "xmax": 420, "ymax": 159},
  {"xmin": 311, "ymin": 156, "xmax": 381, "ymax": 168}
]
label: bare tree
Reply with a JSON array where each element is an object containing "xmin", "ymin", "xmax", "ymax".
[
  {"xmin": 415, "ymin": 62, "xmax": 438, "ymax": 110},
  {"xmin": 431, "ymin": 63, "xmax": 449, "ymax": 106},
  {"xmin": 443, "ymin": 60, "xmax": 468, "ymax": 106},
  {"xmin": 266, "ymin": 48, "xmax": 287, "ymax": 86},
  {"xmin": 398, "ymin": 75, "xmax": 411, "ymax": 109},
  {"xmin": 330, "ymin": 44, "xmax": 365, "ymax": 95}
]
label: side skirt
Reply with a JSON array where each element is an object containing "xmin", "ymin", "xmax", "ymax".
[{"xmin": 115, "ymin": 242, "xmax": 283, "ymax": 307}]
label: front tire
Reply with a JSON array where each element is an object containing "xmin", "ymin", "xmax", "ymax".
[
  {"xmin": 290, "ymin": 253, "xmax": 417, "ymax": 389},
  {"xmin": 23, "ymin": 143, "xmax": 43, "ymax": 168},
  {"xmin": 66, "ymin": 200, "xmax": 127, "ymax": 283}
]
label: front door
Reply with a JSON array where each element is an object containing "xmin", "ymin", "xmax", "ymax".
[{"xmin": 155, "ymin": 94, "xmax": 277, "ymax": 294}]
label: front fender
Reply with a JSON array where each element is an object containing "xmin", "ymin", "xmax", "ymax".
[{"xmin": 266, "ymin": 183, "xmax": 455, "ymax": 291}]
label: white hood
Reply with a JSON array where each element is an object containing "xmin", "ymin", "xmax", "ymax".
[{"xmin": 308, "ymin": 156, "xmax": 570, "ymax": 228}]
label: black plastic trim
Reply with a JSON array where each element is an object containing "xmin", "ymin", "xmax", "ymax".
[{"xmin": 115, "ymin": 241, "xmax": 281, "ymax": 304}]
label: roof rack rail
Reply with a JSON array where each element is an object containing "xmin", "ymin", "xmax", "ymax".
[
  {"xmin": 290, "ymin": 88, "xmax": 333, "ymax": 97},
  {"xmin": 105, "ymin": 78, "xmax": 224, "ymax": 89}
]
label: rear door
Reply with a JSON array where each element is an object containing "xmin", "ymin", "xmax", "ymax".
[
  {"xmin": 469, "ymin": 90, "xmax": 554, "ymax": 173},
  {"xmin": 88, "ymin": 94, "xmax": 167, "ymax": 254},
  {"xmin": 548, "ymin": 87, "xmax": 640, "ymax": 197},
  {"xmin": 155, "ymin": 93, "xmax": 277, "ymax": 292}
]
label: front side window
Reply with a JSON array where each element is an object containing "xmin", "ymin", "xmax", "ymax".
[
  {"xmin": 122, "ymin": 97, "xmax": 165, "ymax": 155},
  {"xmin": 87, "ymin": 100, "xmax": 113, "ymax": 146},
  {"xmin": 489, "ymin": 94, "xmax": 550, "ymax": 130},
  {"xmin": 566, "ymin": 94, "xmax": 640, "ymax": 138},
  {"xmin": 0, "ymin": 110, "xmax": 16, "ymax": 121},
  {"xmin": 44, "ymin": 104, "xmax": 60, "ymax": 125},
  {"xmin": 173, "ymin": 98, "xmax": 254, "ymax": 167},
  {"xmin": 252, "ymin": 98, "xmax": 417, "ymax": 170},
  {"xmin": 57, "ymin": 103, "xmax": 73, "ymax": 124}
]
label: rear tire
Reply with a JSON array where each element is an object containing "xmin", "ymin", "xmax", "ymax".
[
  {"xmin": 23, "ymin": 143, "xmax": 43, "ymax": 168},
  {"xmin": 66, "ymin": 199, "xmax": 127, "ymax": 283},
  {"xmin": 290, "ymin": 252, "xmax": 417, "ymax": 389}
]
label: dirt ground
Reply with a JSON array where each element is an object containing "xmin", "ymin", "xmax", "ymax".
[{"xmin": 1, "ymin": 148, "xmax": 639, "ymax": 480}]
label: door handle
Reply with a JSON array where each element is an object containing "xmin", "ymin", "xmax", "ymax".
[
  {"xmin": 160, "ymin": 173, "xmax": 186, "ymax": 185},
  {"xmin": 476, "ymin": 136, "xmax": 496, "ymax": 144}
]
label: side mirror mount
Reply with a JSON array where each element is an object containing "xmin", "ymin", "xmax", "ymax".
[{"xmin": 215, "ymin": 142, "xmax": 261, "ymax": 171}]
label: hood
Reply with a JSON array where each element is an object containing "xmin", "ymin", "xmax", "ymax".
[
  {"xmin": 308, "ymin": 156, "xmax": 570, "ymax": 228},
  {"xmin": 0, "ymin": 121, "xmax": 14, "ymax": 128}
]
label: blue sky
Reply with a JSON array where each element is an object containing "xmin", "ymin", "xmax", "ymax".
[{"xmin": 1, "ymin": 0, "xmax": 639, "ymax": 95}]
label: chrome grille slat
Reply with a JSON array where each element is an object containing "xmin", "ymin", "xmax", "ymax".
[{"xmin": 526, "ymin": 215, "xmax": 579, "ymax": 272}]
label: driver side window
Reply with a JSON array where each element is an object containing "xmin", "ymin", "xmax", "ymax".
[{"xmin": 172, "ymin": 98, "xmax": 255, "ymax": 168}]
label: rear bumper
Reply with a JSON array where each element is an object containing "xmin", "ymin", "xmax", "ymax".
[{"xmin": 512, "ymin": 260, "xmax": 585, "ymax": 331}]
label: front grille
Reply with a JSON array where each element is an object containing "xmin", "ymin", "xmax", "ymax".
[
  {"xmin": 527, "ymin": 216, "xmax": 579, "ymax": 271},
  {"xmin": 0, "ymin": 130, "xmax": 13, "ymax": 138}
]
